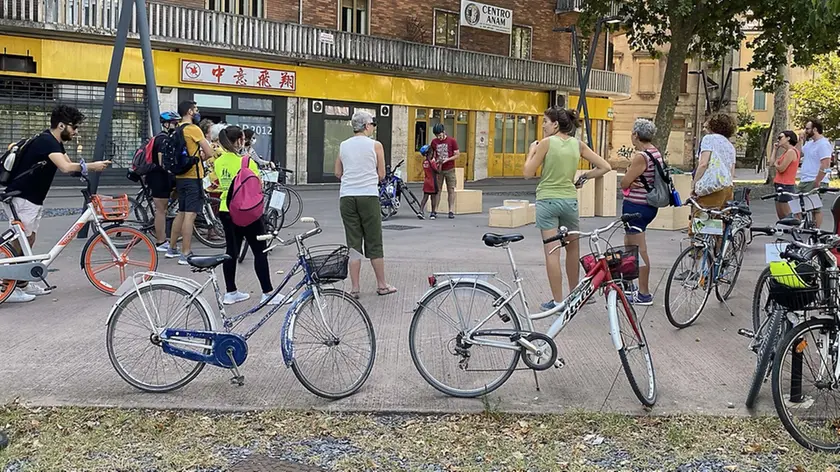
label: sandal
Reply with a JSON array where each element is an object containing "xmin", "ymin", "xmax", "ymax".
[
  {"xmin": 376, "ymin": 285, "xmax": 398, "ymax": 296},
  {"xmin": 349, "ymin": 290, "xmax": 360, "ymax": 299}
]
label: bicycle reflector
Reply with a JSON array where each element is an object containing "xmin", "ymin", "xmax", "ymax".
[{"xmin": 428, "ymin": 275, "xmax": 437, "ymax": 287}]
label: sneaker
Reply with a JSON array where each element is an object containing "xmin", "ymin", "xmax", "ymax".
[
  {"xmin": 448, "ymin": 212, "xmax": 455, "ymax": 219},
  {"xmin": 223, "ymin": 291, "xmax": 251, "ymax": 305},
  {"xmin": 628, "ymin": 292, "xmax": 654, "ymax": 306},
  {"xmin": 156, "ymin": 241, "xmax": 170, "ymax": 253},
  {"xmin": 416, "ymin": 212, "xmax": 425, "ymax": 220},
  {"xmin": 23, "ymin": 284, "xmax": 51, "ymax": 296},
  {"xmin": 261, "ymin": 293, "xmax": 292, "ymax": 305},
  {"xmin": 165, "ymin": 247, "xmax": 181, "ymax": 259},
  {"xmin": 7, "ymin": 288, "xmax": 35, "ymax": 303},
  {"xmin": 541, "ymin": 300, "xmax": 559, "ymax": 311},
  {"xmin": 178, "ymin": 252, "xmax": 193, "ymax": 266},
  {"xmin": 430, "ymin": 212, "xmax": 437, "ymax": 220}
]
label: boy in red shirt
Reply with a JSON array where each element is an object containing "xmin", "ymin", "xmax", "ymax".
[{"xmin": 419, "ymin": 144, "xmax": 440, "ymax": 219}]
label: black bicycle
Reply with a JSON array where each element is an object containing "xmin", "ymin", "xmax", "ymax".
[{"xmin": 237, "ymin": 167, "xmax": 300, "ymax": 263}]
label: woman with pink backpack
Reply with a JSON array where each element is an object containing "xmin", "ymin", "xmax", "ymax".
[{"xmin": 214, "ymin": 125, "xmax": 279, "ymax": 306}]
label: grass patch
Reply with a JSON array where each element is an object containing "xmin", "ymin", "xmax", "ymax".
[{"xmin": 1, "ymin": 404, "xmax": 839, "ymax": 471}]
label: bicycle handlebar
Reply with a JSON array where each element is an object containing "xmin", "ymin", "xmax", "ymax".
[
  {"xmin": 760, "ymin": 187, "xmax": 839, "ymax": 201},
  {"xmin": 542, "ymin": 213, "xmax": 641, "ymax": 245},
  {"xmin": 684, "ymin": 197, "xmax": 742, "ymax": 217}
]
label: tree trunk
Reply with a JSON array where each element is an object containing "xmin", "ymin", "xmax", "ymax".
[
  {"xmin": 766, "ymin": 59, "xmax": 790, "ymax": 184},
  {"xmin": 653, "ymin": 23, "xmax": 694, "ymax": 159}
]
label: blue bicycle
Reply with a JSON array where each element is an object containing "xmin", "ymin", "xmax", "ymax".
[
  {"xmin": 105, "ymin": 217, "xmax": 376, "ymax": 399},
  {"xmin": 379, "ymin": 159, "xmax": 423, "ymax": 221}
]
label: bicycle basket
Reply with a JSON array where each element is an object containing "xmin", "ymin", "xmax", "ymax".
[
  {"xmin": 580, "ymin": 245, "xmax": 640, "ymax": 281},
  {"xmin": 305, "ymin": 245, "xmax": 350, "ymax": 283},
  {"xmin": 767, "ymin": 261, "xmax": 821, "ymax": 311},
  {"xmin": 92, "ymin": 194, "xmax": 130, "ymax": 221}
]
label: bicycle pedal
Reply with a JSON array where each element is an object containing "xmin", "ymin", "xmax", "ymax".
[
  {"xmin": 229, "ymin": 375, "xmax": 245, "ymax": 386},
  {"xmin": 554, "ymin": 358, "xmax": 566, "ymax": 369},
  {"xmin": 737, "ymin": 329, "xmax": 755, "ymax": 339}
]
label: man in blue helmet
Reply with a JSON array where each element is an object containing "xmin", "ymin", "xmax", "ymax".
[{"xmin": 146, "ymin": 111, "xmax": 180, "ymax": 251}]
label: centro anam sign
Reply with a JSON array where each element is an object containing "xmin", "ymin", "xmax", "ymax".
[{"xmin": 460, "ymin": 0, "xmax": 513, "ymax": 35}]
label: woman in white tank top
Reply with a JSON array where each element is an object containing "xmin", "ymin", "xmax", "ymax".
[{"xmin": 335, "ymin": 111, "xmax": 397, "ymax": 298}]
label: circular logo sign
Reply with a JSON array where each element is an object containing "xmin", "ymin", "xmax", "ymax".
[
  {"xmin": 465, "ymin": 3, "xmax": 480, "ymax": 25},
  {"xmin": 184, "ymin": 62, "xmax": 201, "ymax": 79}
]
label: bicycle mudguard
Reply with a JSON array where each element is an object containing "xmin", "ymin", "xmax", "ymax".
[
  {"xmin": 107, "ymin": 278, "xmax": 220, "ymax": 332},
  {"xmin": 280, "ymin": 288, "xmax": 313, "ymax": 367},
  {"xmin": 606, "ymin": 288, "xmax": 623, "ymax": 351},
  {"xmin": 419, "ymin": 275, "xmax": 506, "ymax": 306}
]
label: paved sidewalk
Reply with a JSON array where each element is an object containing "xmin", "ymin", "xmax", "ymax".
[{"xmin": 0, "ymin": 186, "xmax": 810, "ymax": 417}]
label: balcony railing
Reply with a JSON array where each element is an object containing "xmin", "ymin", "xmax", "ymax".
[
  {"xmin": 1, "ymin": 0, "xmax": 631, "ymax": 96},
  {"xmin": 555, "ymin": 0, "xmax": 621, "ymax": 17}
]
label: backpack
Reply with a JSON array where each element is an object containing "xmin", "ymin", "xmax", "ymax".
[
  {"xmin": 131, "ymin": 131, "xmax": 178, "ymax": 176},
  {"xmin": 163, "ymin": 124, "xmax": 199, "ymax": 175},
  {"xmin": 639, "ymin": 150, "xmax": 681, "ymax": 208},
  {"xmin": 0, "ymin": 135, "xmax": 37, "ymax": 186},
  {"xmin": 226, "ymin": 156, "xmax": 264, "ymax": 226}
]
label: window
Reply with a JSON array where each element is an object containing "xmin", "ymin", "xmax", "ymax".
[
  {"xmin": 494, "ymin": 114, "xmax": 539, "ymax": 154},
  {"xmin": 638, "ymin": 62, "xmax": 655, "ymax": 94},
  {"xmin": 341, "ymin": 0, "xmax": 368, "ymax": 34},
  {"xmin": 680, "ymin": 63, "xmax": 688, "ymax": 94},
  {"xmin": 753, "ymin": 89, "xmax": 766, "ymax": 111},
  {"xmin": 206, "ymin": 0, "xmax": 264, "ymax": 17},
  {"xmin": 510, "ymin": 25, "xmax": 532, "ymax": 59},
  {"xmin": 434, "ymin": 10, "xmax": 459, "ymax": 47}
]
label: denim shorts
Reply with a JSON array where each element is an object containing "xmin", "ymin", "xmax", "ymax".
[
  {"xmin": 535, "ymin": 198, "xmax": 579, "ymax": 231},
  {"xmin": 622, "ymin": 200, "xmax": 658, "ymax": 234}
]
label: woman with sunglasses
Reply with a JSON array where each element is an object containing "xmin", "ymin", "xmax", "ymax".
[{"xmin": 773, "ymin": 130, "xmax": 801, "ymax": 219}]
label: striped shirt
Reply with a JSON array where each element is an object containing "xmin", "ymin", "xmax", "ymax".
[{"xmin": 625, "ymin": 148, "xmax": 663, "ymax": 205}]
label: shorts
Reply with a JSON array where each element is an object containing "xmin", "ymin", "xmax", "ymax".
[
  {"xmin": 175, "ymin": 178, "xmax": 204, "ymax": 213},
  {"xmin": 535, "ymin": 198, "xmax": 579, "ymax": 231},
  {"xmin": 797, "ymin": 181, "xmax": 829, "ymax": 193},
  {"xmin": 774, "ymin": 183, "xmax": 795, "ymax": 203},
  {"xmin": 339, "ymin": 196, "xmax": 384, "ymax": 259},
  {"xmin": 622, "ymin": 201, "xmax": 658, "ymax": 234},
  {"xmin": 10, "ymin": 197, "xmax": 42, "ymax": 237},
  {"xmin": 146, "ymin": 170, "xmax": 175, "ymax": 200},
  {"xmin": 437, "ymin": 168, "xmax": 456, "ymax": 192}
]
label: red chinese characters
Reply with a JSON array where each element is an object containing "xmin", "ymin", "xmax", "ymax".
[
  {"xmin": 257, "ymin": 69, "xmax": 271, "ymax": 88},
  {"xmin": 233, "ymin": 67, "xmax": 247, "ymax": 86},
  {"xmin": 211, "ymin": 65, "xmax": 226, "ymax": 83},
  {"xmin": 278, "ymin": 72, "xmax": 295, "ymax": 90}
]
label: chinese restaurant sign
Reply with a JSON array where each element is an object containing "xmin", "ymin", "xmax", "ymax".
[{"xmin": 180, "ymin": 60, "xmax": 296, "ymax": 92}]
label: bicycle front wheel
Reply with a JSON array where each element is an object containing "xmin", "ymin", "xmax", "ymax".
[
  {"xmin": 402, "ymin": 185, "xmax": 423, "ymax": 217},
  {"xmin": 193, "ymin": 198, "xmax": 226, "ymax": 249},
  {"xmin": 107, "ymin": 283, "xmax": 212, "ymax": 393},
  {"xmin": 409, "ymin": 281, "xmax": 521, "ymax": 398},
  {"xmin": 745, "ymin": 304, "xmax": 785, "ymax": 409},
  {"xmin": 611, "ymin": 287, "xmax": 656, "ymax": 407},
  {"xmin": 83, "ymin": 225, "xmax": 158, "ymax": 294},
  {"xmin": 772, "ymin": 317, "xmax": 840, "ymax": 452},
  {"xmin": 664, "ymin": 245, "xmax": 713, "ymax": 329},
  {"xmin": 289, "ymin": 288, "xmax": 376, "ymax": 399},
  {"xmin": 716, "ymin": 229, "xmax": 746, "ymax": 301}
]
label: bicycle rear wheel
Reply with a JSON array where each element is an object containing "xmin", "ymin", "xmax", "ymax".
[
  {"xmin": 289, "ymin": 288, "xmax": 376, "ymax": 399},
  {"xmin": 745, "ymin": 303, "xmax": 785, "ymax": 409},
  {"xmin": 409, "ymin": 281, "xmax": 521, "ymax": 398},
  {"xmin": 0, "ymin": 245, "xmax": 19, "ymax": 305},
  {"xmin": 611, "ymin": 287, "xmax": 656, "ymax": 407},
  {"xmin": 752, "ymin": 266, "xmax": 772, "ymax": 333},
  {"xmin": 193, "ymin": 198, "xmax": 226, "ymax": 249},
  {"xmin": 107, "ymin": 283, "xmax": 211, "ymax": 393},
  {"xmin": 664, "ymin": 245, "xmax": 713, "ymax": 329},
  {"xmin": 280, "ymin": 186, "xmax": 303, "ymax": 228},
  {"xmin": 715, "ymin": 230, "xmax": 746, "ymax": 301},
  {"xmin": 772, "ymin": 317, "xmax": 840, "ymax": 452}
]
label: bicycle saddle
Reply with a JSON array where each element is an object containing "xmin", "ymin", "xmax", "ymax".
[
  {"xmin": 187, "ymin": 254, "xmax": 231, "ymax": 269},
  {"xmin": 482, "ymin": 233, "xmax": 524, "ymax": 247},
  {"xmin": 0, "ymin": 190, "xmax": 21, "ymax": 203},
  {"xmin": 777, "ymin": 217, "xmax": 801, "ymax": 227}
]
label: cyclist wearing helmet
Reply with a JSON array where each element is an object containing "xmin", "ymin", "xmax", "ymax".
[{"xmin": 145, "ymin": 111, "xmax": 180, "ymax": 251}]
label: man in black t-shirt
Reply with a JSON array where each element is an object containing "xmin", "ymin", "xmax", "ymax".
[{"xmin": 4, "ymin": 105, "xmax": 110, "ymax": 302}]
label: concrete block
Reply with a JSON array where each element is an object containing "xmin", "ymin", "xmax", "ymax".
[
  {"xmin": 489, "ymin": 206, "xmax": 529, "ymax": 228},
  {"xmin": 424, "ymin": 189, "xmax": 483, "ymax": 214},
  {"xmin": 595, "ymin": 171, "xmax": 617, "ymax": 217},
  {"xmin": 648, "ymin": 205, "xmax": 691, "ymax": 231},
  {"xmin": 455, "ymin": 168, "xmax": 465, "ymax": 190},
  {"xmin": 528, "ymin": 203, "xmax": 536, "ymax": 224},
  {"xmin": 576, "ymin": 170, "xmax": 595, "ymax": 218},
  {"xmin": 503, "ymin": 199, "xmax": 530, "ymax": 208}
]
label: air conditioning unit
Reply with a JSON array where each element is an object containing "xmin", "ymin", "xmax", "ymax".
[
  {"xmin": 380, "ymin": 105, "xmax": 391, "ymax": 117},
  {"xmin": 548, "ymin": 90, "xmax": 568, "ymax": 109},
  {"xmin": 312, "ymin": 100, "xmax": 323, "ymax": 113}
]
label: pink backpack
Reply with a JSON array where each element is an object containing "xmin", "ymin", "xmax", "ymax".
[{"xmin": 227, "ymin": 156, "xmax": 264, "ymax": 226}]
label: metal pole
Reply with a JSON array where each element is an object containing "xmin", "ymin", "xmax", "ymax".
[
  {"xmin": 135, "ymin": 0, "xmax": 160, "ymax": 136},
  {"xmin": 569, "ymin": 28, "xmax": 592, "ymax": 148},
  {"xmin": 79, "ymin": 0, "xmax": 133, "ymax": 239},
  {"xmin": 574, "ymin": 21, "xmax": 602, "ymax": 149}
]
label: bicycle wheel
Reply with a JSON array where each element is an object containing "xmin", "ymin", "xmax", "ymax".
[
  {"xmin": 611, "ymin": 287, "xmax": 656, "ymax": 407},
  {"xmin": 192, "ymin": 198, "xmax": 226, "ymax": 249},
  {"xmin": 280, "ymin": 186, "xmax": 303, "ymax": 228},
  {"xmin": 83, "ymin": 225, "xmax": 158, "ymax": 295},
  {"xmin": 129, "ymin": 196, "xmax": 151, "ymax": 228},
  {"xmin": 409, "ymin": 281, "xmax": 522, "ymax": 398},
  {"xmin": 772, "ymin": 317, "xmax": 840, "ymax": 452},
  {"xmin": 289, "ymin": 288, "xmax": 376, "ymax": 399},
  {"xmin": 752, "ymin": 267, "xmax": 772, "ymax": 332},
  {"xmin": 664, "ymin": 245, "xmax": 713, "ymax": 329},
  {"xmin": 716, "ymin": 229, "xmax": 746, "ymax": 301},
  {"xmin": 107, "ymin": 283, "xmax": 212, "ymax": 393},
  {"xmin": 0, "ymin": 245, "xmax": 19, "ymax": 305},
  {"xmin": 745, "ymin": 303, "xmax": 785, "ymax": 409},
  {"xmin": 401, "ymin": 185, "xmax": 423, "ymax": 217}
]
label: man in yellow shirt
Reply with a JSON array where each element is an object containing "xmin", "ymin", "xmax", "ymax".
[{"xmin": 167, "ymin": 100, "xmax": 215, "ymax": 264}]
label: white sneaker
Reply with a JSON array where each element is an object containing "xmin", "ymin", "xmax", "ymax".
[
  {"xmin": 156, "ymin": 241, "xmax": 170, "ymax": 253},
  {"xmin": 261, "ymin": 293, "xmax": 291, "ymax": 306},
  {"xmin": 7, "ymin": 288, "xmax": 35, "ymax": 303},
  {"xmin": 223, "ymin": 291, "xmax": 251, "ymax": 305},
  {"xmin": 23, "ymin": 284, "xmax": 51, "ymax": 296}
]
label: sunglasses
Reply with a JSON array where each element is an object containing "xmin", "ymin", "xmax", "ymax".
[{"xmin": 369, "ymin": 119, "xmax": 378, "ymax": 127}]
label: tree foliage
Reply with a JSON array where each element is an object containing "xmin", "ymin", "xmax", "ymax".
[{"xmin": 790, "ymin": 54, "xmax": 840, "ymax": 140}]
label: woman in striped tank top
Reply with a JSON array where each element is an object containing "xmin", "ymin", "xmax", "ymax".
[{"xmin": 619, "ymin": 119, "xmax": 663, "ymax": 306}]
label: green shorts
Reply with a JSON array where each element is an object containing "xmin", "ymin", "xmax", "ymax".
[
  {"xmin": 339, "ymin": 196, "xmax": 384, "ymax": 259},
  {"xmin": 437, "ymin": 168, "xmax": 456, "ymax": 192},
  {"xmin": 535, "ymin": 198, "xmax": 579, "ymax": 231}
]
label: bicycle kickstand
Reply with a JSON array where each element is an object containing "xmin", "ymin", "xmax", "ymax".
[
  {"xmin": 227, "ymin": 347, "xmax": 245, "ymax": 386},
  {"xmin": 532, "ymin": 371, "xmax": 541, "ymax": 392}
]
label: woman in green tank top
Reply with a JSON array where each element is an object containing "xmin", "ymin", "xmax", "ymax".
[{"xmin": 524, "ymin": 107, "xmax": 612, "ymax": 311}]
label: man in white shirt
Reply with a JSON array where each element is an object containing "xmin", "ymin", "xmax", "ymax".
[{"xmin": 797, "ymin": 119, "xmax": 833, "ymax": 227}]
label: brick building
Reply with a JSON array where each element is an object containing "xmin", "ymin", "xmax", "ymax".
[{"xmin": 1, "ymin": 0, "xmax": 628, "ymax": 184}]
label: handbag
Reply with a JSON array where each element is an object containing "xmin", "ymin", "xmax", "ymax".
[{"xmin": 694, "ymin": 152, "xmax": 731, "ymax": 197}]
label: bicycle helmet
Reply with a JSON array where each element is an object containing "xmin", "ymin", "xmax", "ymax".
[
  {"xmin": 769, "ymin": 260, "xmax": 818, "ymax": 289},
  {"xmin": 419, "ymin": 144, "xmax": 431, "ymax": 156},
  {"xmin": 432, "ymin": 123, "xmax": 445, "ymax": 135},
  {"xmin": 160, "ymin": 111, "xmax": 181, "ymax": 123}
]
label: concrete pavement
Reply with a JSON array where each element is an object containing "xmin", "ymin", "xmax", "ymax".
[{"xmin": 0, "ymin": 182, "xmax": 810, "ymax": 417}]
